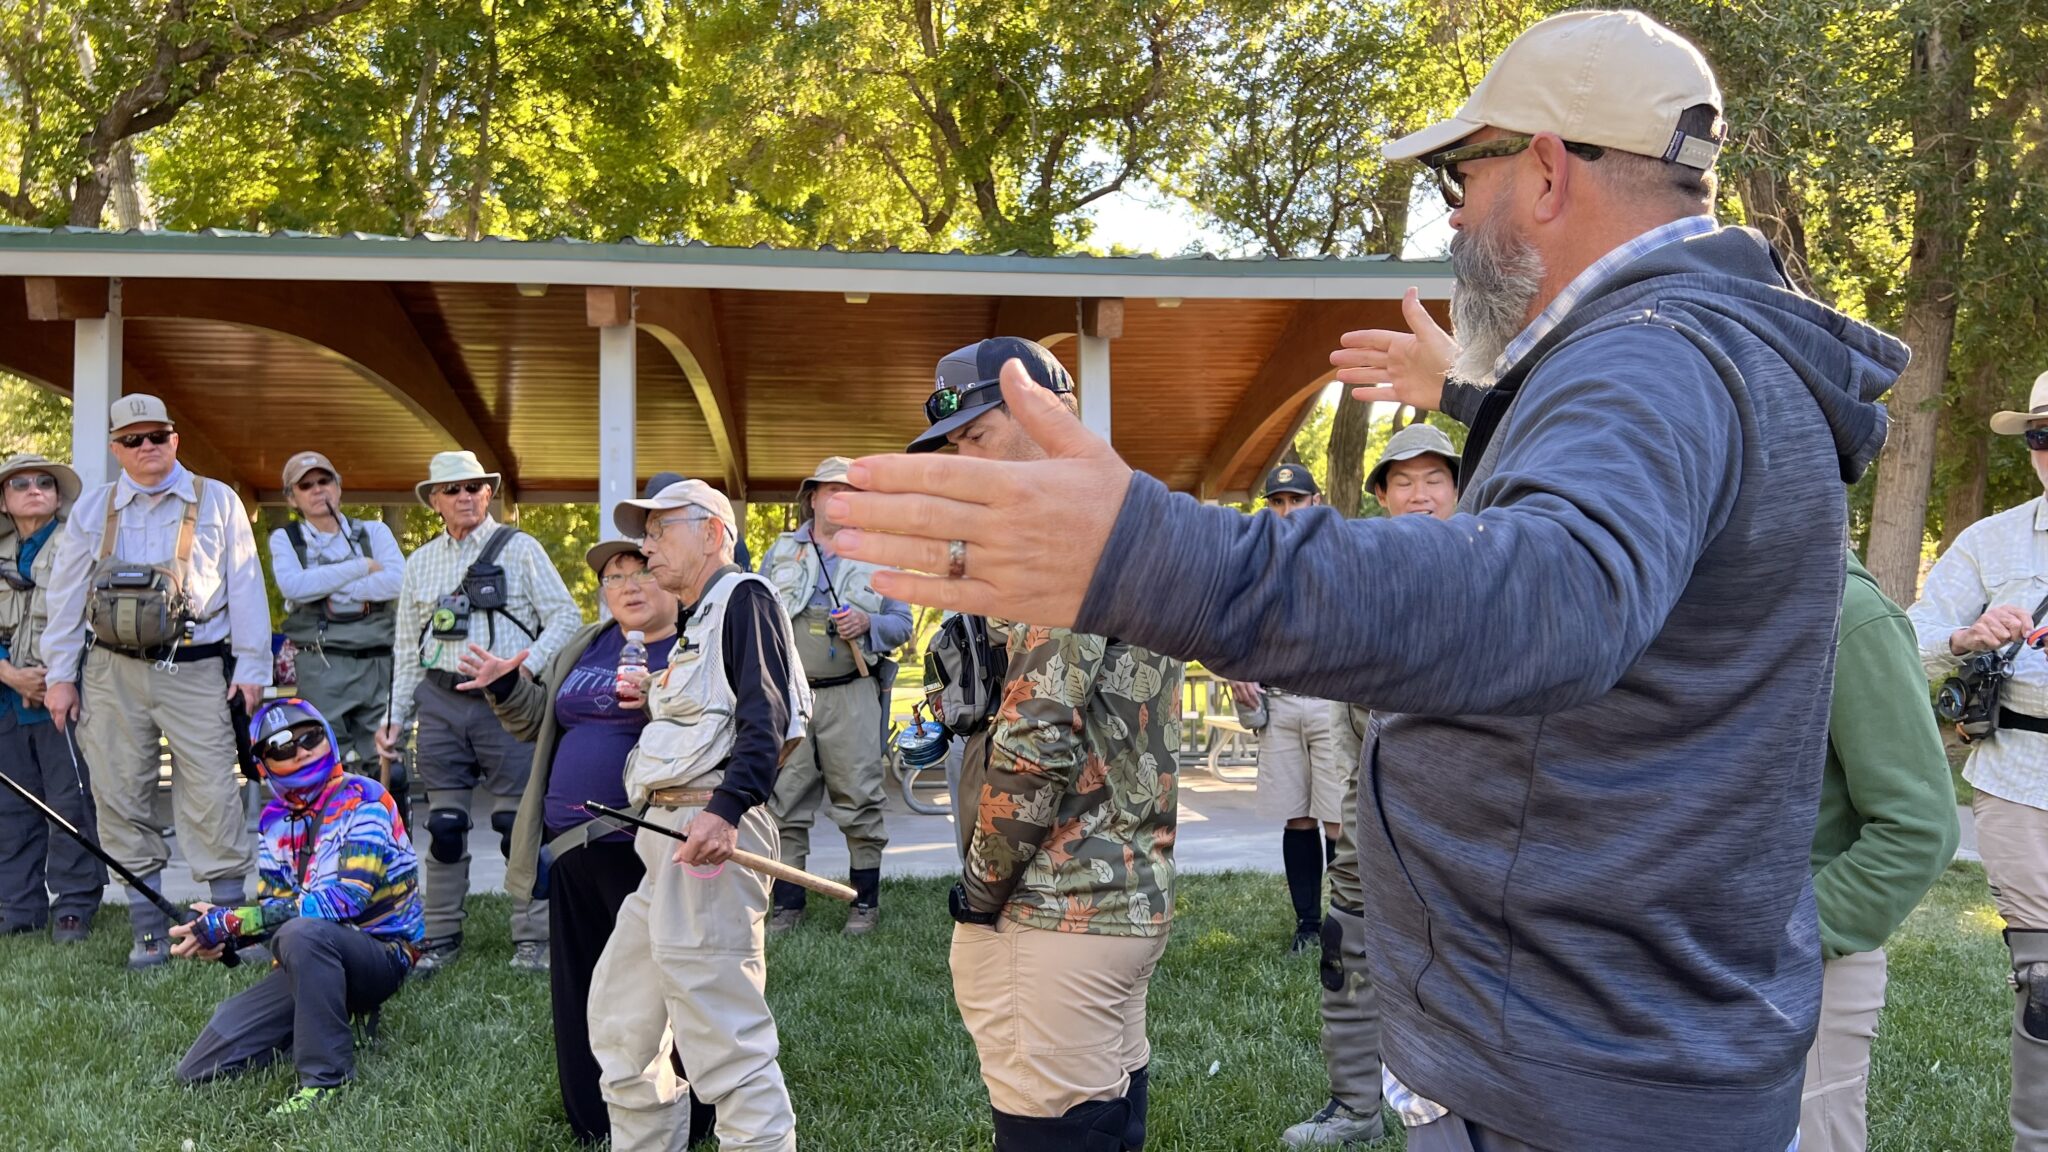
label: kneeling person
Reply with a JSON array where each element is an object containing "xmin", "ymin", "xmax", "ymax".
[
  {"xmin": 173, "ymin": 698, "xmax": 423, "ymax": 1115},
  {"xmin": 590, "ymin": 480, "xmax": 811, "ymax": 1152}
]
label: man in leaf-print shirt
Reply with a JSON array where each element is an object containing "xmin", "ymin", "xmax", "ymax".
[{"xmin": 916, "ymin": 335, "xmax": 1185, "ymax": 1151}]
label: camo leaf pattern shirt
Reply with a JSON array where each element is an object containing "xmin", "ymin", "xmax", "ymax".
[{"xmin": 962, "ymin": 623, "xmax": 1183, "ymax": 937}]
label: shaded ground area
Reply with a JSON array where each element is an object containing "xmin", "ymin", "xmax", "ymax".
[{"xmin": 0, "ymin": 867, "xmax": 2014, "ymax": 1151}]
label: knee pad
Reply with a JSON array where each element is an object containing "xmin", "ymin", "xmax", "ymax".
[
  {"xmin": 425, "ymin": 808, "xmax": 472, "ymax": 865},
  {"xmin": 2020, "ymin": 961, "xmax": 2048, "ymax": 1042},
  {"xmin": 1320, "ymin": 916, "xmax": 1347, "ymax": 993},
  {"xmin": 490, "ymin": 810, "xmax": 518, "ymax": 859}
]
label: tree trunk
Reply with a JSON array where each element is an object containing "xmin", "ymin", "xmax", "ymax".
[
  {"xmin": 464, "ymin": 1, "xmax": 499, "ymax": 240},
  {"xmin": 1324, "ymin": 164, "xmax": 1417, "ymax": 518},
  {"xmin": 1938, "ymin": 358, "xmax": 1999, "ymax": 555},
  {"xmin": 1864, "ymin": 16, "xmax": 1978, "ymax": 604},
  {"xmin": 1737, "ymin": 159, "xmax": 1826, "ymax": 304}
]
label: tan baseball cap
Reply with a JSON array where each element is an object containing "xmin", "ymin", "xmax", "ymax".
[
  {"xmin": 1991, "ymin": 370, "xmax": 2048, "ymax": 435},
  {"xmin": 282, "ymin": 450, "xmax": 341, "ymax": 490},
  {"xmin": 614, "ymin": 479, "xmax": 736, "ymax": 541},
  {"xmin": 1385, "ymin": 9, "xmax": 1724, "ymax": 169},
  {"xmin": 109, "ymin": 393, "xmax": 173, "ymax": 433}
]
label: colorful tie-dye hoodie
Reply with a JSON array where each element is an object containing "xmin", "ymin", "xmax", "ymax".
[{"xmin": 191, "ymin": 768, "xmax": 425, "ymax": 960}]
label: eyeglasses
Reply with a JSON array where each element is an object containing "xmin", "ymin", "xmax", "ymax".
[
  {"xmin": 112, "ymin": 430, "xmax": 174, "ymax": 449},
  {"xmin": 643, "ymin": 512, "xmax": 710, "ymax": 542},
  {"xmin": 4, "ymin": 474, "xmax": 57, "ymax": 493},
  {"xmin": 1422, "ymin": 135, "xmax": 1606, "ymax": 209},
  {"xmin": 259, "ymin": 725, "xmax": 330, "ymax": 763},
  {"xmin": 295, "ymin": 475, "xmax": 335, "ymax": 491},
  {"xmin": 600, "ymin": 569, "xmax": 656, "ymax": 589},
  {"xmin": 2025, "ymin": 428, "xmax": 2048, "ymax": 451},
  {"xmin": 436, "ymin": 481, "xmax": 490, "ymax": 499}
]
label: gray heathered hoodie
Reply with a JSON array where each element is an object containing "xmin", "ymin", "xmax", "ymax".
[{"xmin": 1076, "ymin": 227, "xmax": 1904, "ymax": 1152}]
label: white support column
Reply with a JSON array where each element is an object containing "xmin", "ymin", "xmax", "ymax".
[
  {"xmin": 1078, "ymin": 332, "xmax": 1112, "ymax": 442},
  {"xmin": 598, "ymin": 300, "xmax": 638, "ymax": 542},
  {"xmin": 71, "ymin": 279, "xmax": 122, "ymax": 491}
]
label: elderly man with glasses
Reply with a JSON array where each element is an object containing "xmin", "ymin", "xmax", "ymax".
[
  {"xmin": 376, "ymin": 450, "xmax": 581, "ymax": 974},
  {"xmin": 40, "ymin": 394, "xmax": 269, "ymax": 969},
  {"xmin": 585, "ymin": 478, "xmax": 810, "ymax": 1152}
]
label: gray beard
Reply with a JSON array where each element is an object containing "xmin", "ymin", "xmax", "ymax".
[{"xmin": 1449, "ymin": 203, "xmax": 1547, "ymax": 383}]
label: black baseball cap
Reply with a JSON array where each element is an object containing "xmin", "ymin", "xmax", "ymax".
[
  {"xmin": 1263, "ymin": 463, "xmax": 1320, "ymax": 498},
  {"xmin": 909, "ymin": 336, "xmax": 1075, "ymax": 453}
]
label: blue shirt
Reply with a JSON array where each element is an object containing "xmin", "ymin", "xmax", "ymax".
[
  {"xmin": 544, "ymin": 625, "xmax": 678, "ymax": 836},
  {"xmin": 0, "ymin": 520, "xmax": 57, "ymax": 726}
]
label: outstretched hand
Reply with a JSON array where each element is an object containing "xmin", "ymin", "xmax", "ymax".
[
  {"xmin": 457, "ymin": 644, "xmax": 530, "ymax": 692},
  {"xmin": 1330, "ymin": 287, "xmax": 1458, "ymax": 413},
  {"xmin": 826, "ymin": 359, "xmax": 1132, "ymax": 627}
]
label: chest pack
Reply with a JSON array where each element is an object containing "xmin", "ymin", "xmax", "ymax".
[
  {"xmin": 87, "ymin": 491, "xmax": 201, "ymax": 655},
  {"xmin": 425, "ymin": 526, "xmax": 539, "ymax": 646},
  {"xmin": 923, "ymin": 613, "xmax": 1009, "ymax": 737},
  {"xmin": 285, "ymin": 519, "xmax": 379, "ymax": 622}
]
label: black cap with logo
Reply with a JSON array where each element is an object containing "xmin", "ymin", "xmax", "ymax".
[
  {"xmin": 909, "ymin": 336, "xmax": 1075, "ymax": 453},
  {"xmin": 1262, "ymin": 463, "xmax": 1320, "ymax": 499}
]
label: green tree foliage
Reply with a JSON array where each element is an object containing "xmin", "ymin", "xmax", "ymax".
[{"xmin": 0, "ymin": 376, "xmax": 70, "ymax": 459}]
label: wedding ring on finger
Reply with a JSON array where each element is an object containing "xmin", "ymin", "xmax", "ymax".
[{"xmin": 947, "ymin": 538, "xmax": 968, "ymax": 579}]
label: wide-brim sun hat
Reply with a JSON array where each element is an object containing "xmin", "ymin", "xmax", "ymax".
[
  {"xmin": 1991, "ymin": 370, "xmax": 2048, "ymax": 435},
  {"xmin": 415, "ymin": 450, "xmax": 503, "ymax": 506},
  {"xmin": 0, "ymin": 453, "xmax": 82, "ymax": 512}
]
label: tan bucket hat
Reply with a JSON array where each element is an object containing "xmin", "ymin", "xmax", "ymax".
[
  {"xmin": 798, "ymin": 456, "xmax": 855, "ymax": 517},
  {"xmin": 1385, "ymin": 10, "xmax": 1724, "ymax": 168},
  {"xmin": 614, "ymin": 479, "xmax": 736, "ymax": 541},
  {"xmin": 415, "ymin": 450, "xmax": 503, "ymax": 506},
  {"xmin": 0, "ymin": 452, "xmax": 82, "ymax": 511},
  {"xmin": 1990, "ymin": 370, "xmax": 2048, "ymax": 435}
]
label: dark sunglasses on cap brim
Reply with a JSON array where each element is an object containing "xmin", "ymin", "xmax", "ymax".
[
  {"xmin": 259, "ymin": 725, "xmax": 330, "ymax": 763},
  {"xmin": 923, "ymin": 377, "xmax": 1070, "ymax": 425}
]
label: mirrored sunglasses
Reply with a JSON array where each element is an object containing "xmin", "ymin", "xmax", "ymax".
[{"xmin": 259, "ymin": 725, "xmax": 330, "ymax": 763}]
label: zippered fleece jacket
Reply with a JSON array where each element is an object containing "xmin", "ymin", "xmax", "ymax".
[{"xmin": 1075, "ymin": 226, "xmax": 1904, "ymax": 1152}]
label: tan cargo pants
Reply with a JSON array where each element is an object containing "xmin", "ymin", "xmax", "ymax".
[
  {"xmin": 1798, "ymin": 947, "xmax": 1887, "ymax": 1152},
  {"xmin": 769, "ymin": 679, "xmax": 888, "ymax": 872},
  {"xmin": 77, "ymin": 649, "xmax": 253, "ymax": 882},
  {"xmin": 588, "ymin": 798, "xmax": 793, "ymax": 1152},
  {"xmin": 950, "ymin": 919, "xmax": 1167, "ymax": 1117}
]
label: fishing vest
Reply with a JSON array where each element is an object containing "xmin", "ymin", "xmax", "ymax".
[
  {"xmin": 0, "ymin": 515, "xmax": 60, "ymax": 664},
  {"xmin": 624, "ymin": 568, "xmax": 812, "ymax": 805},
  {"xmin": 280, "ymin": 519, "xmax": 394, "ymax": 652},
  {"xmin": 86, "ymin": 488, "xmax": 202, "ymax": 656},
  {"xmin": 761, "ymin": 532, "xmax": 890, "ymax": 678}
]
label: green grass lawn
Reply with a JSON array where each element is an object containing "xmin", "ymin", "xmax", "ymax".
[{"xmin": 0, "ymin": 868, "xmax": 2014, "ymax": 1150}]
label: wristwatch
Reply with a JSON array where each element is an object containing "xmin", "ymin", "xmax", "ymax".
[{"xmin": 948, "ymin": 881, "xmax": 1000, "ymax": 927}]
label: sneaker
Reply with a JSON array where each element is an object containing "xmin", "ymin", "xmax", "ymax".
[
  {"xmin": 508, "ymin": 940, "xmax": 550, "ymax": 972},
  {"xmin": 1281, "ymin": 1098, "xmax": 1386, "ymax": 1148},
  {"xmin": 1290, "ymin": 926, "xmax": 1320, "ymax": 956},
  {"xmin": 842, "ymin": 904, "xmax": 879, "ymax": 937},
  {"xmin": 410, "ymin": 937, "xmax": 461, "ymax": 976},
  {"xmin": 127, "ymin": 934, "xmax": 171, "ymax": 970},
  {"xmin": 768, "ymin": 906, "xmax": 803, "ymax": 935},
  {"xmin": 270, "ymin": 1085, "xmax": 345, "ymax": 1117},
  {"xmin": 52, "ymin": 915, "xmax": 89, "ymax": 944}
]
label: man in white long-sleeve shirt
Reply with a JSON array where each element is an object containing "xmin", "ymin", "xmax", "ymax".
[
  {"xmin": 40, "ymin": 394, "xmax": 268, "ymax": 969},
  {"xmin": 268, "ymin": 451, "xmax": 405, "ymax": 773}
]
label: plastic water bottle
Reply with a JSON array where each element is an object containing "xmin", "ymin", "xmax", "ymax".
[{"xmin": 617, "ymin": 630, "xmax": 649, "ymax": 696}]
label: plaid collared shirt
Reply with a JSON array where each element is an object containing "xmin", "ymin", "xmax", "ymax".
[{"xmin": 1488, "ymin": 214, "xmax": 1719, "ymax": 383}]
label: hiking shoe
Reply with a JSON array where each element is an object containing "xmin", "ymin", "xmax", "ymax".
[
  {"xmin": 509, "ymin": 940, "xmax": 550, "ymax": 972},
  {"xmin": 769, "ymin": 906, "xmax": 803, "ymax": 935},
  {"xmin": 52, "ymin": 915, "xmax": 89, "ymax": 944},
  {"xmin": 127, "ymin": 934, "xmax": 171, "ymax": 970},
  {"xmin": 1290, "ymin": 926, "xmax": 1320, "ymax": 956},
  {"xmin": 410, "ymin": 938, "xmax": 461, "ymax": 976},
  {"xmin": 842, "ymin": 904, "xmax": 879, "ymax": 937},
  {"xmin": 270, "ymin": 1085, "xmax": 345, "ymax": 1117},
  {"xmin": 1281, "ymin": 1098, "xmax": 1386, "ymax": 1148}
]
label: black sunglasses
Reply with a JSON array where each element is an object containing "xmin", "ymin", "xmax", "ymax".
[
  {"xmin": 2025, "ymin": 428, "xmax": 2048, "ymax": 451},
  {"xmin": 260, "ymin": 725, "xmax": 330, "ymax": 763},
  {"xmin": 437, "ymin": 481, "xmax": 490, "ymax": 498},
  {"xmin": 924, "ymin": 379, "xmax": 1003, "ymax": 425},
  {"xmin": 0, "ymin": 568, "xmax": 32, "ymax": 593},
  {"xmin": 4, "ymin": 474, "xmax": 57, "ymax": 493},
  {"xmin": 112, "ymin": 430, "xmax": 174, "ymax": 449},
  {"xmin": 1423, "ymin": 135, "xmax": 1607, "ymax": 209},
  {"xmin": 295, "ymin": 475, "xmax": 335, "ymax": 491}
]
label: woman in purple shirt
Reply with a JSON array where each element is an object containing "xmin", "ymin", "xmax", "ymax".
[{"xmin": 462, "ymin": 540, "xmax": 712, "ymax": 1145}]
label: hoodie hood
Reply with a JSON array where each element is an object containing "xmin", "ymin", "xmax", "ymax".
[
  {"xmin": 1525, "ymin": 226, "xmax": 1904, "ymax": 484},
  {"xmin": 248, "ymin": 698, "xmax": 344, "ymax": 802}
]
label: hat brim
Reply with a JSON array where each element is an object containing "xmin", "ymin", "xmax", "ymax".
[
  {"xmin": 0, "ymin": 459, "xmax": 81, "ymax": 509},
  {"xmin": 1384, "ymin": 116, "xmax": 1487, "ymax": 163},
  {"xmin": 1991, "ymin": 411, "xmax": 2048, "ymax": 436},
  {"xmin": 1367, "ymin": 448, "xmax": 1462, "ymax": 494},
  {"xmin": 585, "ymin": 538, "xmax": 646, "ymax": 577},
  {"xmin": 613, "ymin": 498, "xmax": 662, "ymax": 539},
  {"xmin": 908, "ymin": 406, "xmax": 992, "ymax": 453},
  {"xmin": 1264, "ymin": 485, "xmax": 1318, "ymax": 498},
  {"xmin": 415, "ymin": 473, "xmax": 502, "ymax": 506}
]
